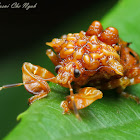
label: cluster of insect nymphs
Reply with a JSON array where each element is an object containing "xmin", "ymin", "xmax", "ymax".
[{"xmin": 0, "ymin": 21, "xmax": 140, "ymax": 119}]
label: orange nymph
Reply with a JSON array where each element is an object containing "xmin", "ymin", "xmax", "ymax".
[{"xmin": 1, "ymin": 21, "xmax": 140, "ymax": 119}]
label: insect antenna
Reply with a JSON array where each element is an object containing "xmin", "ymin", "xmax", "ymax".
[{"xmin": 0, "ymin": 83, "xmax": 24, "ymax": 91}]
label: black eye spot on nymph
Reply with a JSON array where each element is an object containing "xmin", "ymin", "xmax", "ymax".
[
  {"xmin": 74, "ymin": 69, "xmax": 81, "ymax": 78},
  {"xmin": 55, "ymin": 65, "xmax": 62, "ymax": 73}
]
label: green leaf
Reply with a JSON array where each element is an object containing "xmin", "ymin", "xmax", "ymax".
[{"xmin": 4, "ymin": 0, "xmax": 140, "ymax": 139}]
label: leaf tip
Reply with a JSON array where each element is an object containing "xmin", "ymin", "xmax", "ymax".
[{"xmin": 17, "ymin": 111, "xmax": 27, "ymax": 121}]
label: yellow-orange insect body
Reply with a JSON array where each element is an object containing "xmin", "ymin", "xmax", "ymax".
[{"xmin": 1, "ymin": 21, "xmax": 140, "ymax": 119}]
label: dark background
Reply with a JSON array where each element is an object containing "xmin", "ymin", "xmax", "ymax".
[{"xmin": 0, "ymin": 0, "xmax": 118, "ymax": 139}]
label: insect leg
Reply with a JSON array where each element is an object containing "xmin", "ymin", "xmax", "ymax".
[
  {"xmin": 46, "ymin": 49, "xmax": 60, "ymax": 66},
  {"xmin": 97, "ymin": 76, "xmax": 140, "ymax": 103},
  {"xmin": 61, "ymin": 87, "xmax": 103, "ymax": 116},
  {"xmin": 116, "ymin": 77, "xmax": 140, "ymax": 104},
  {"xmin": 118, "ymin": 91, "xmax": 140, "ymax": 104},
  {"xmin": 22, "ymin": 62, "xmax": 56, "ymax": 104}
]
